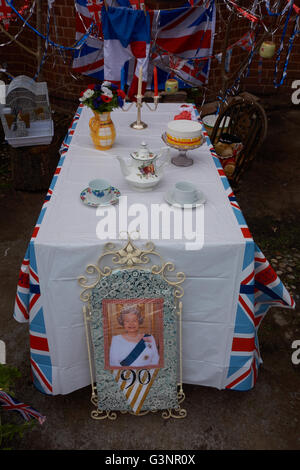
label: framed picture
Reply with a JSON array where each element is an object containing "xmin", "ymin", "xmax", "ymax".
[
  {"xmin": 79, "ymin": 236, "xmax": 186, "ymax": 419},
  {"xmin": 102, "ymin": 298, "xmax": 164, "ymax": 370}
]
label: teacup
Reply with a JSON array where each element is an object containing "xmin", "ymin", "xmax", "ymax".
[
  {"xmin": 173, "ymin": 181, "xmax": 198, "ymax": 204},
  {"xmin": 88, "ymin": 179, "xmax": 111, "ymax": 203}
]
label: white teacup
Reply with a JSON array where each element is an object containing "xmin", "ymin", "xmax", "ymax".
[
  {"xmin": 88, "ymin": 179, "xmax": 111, "ymax": 203},
  {"xmin": 173, "ymin": 181, "xmax": 198, "ymax": 204}
]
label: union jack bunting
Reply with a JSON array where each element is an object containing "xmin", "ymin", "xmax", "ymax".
[
  {"xmin": 72, "ymin": 0, "xmax": 129, "ymax": 79},
  {"xmin": 235, "ymin": 31, "xmax": 255, "ymax": 52},
  {"xmin": 72, "ymin": 0, "xmax": 105, "ymax": 79},
  {"xmin": 72, "ymin": 0, "xmax": 216, "ymax": 89},
  {"xmin": 0, "ymin": 390, "xmax": 46, "ymax": 424},
  {"xmin": 153, "ymin": 1, "xmax": 215, "ymax": 62},
  {"xmin": 14, "ymin": 105, "xmax": 84, "ymax": 396},
  {"xmin": 198, "ymin": 110, "xmax": 295, "ymax": 391},
  {"xmin": 145, "ymin": 0, "xmax": 216, "ymax": 88}
]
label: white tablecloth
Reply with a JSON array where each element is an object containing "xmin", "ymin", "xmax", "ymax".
[{"xmin": 14, "ymin": 103, "xmax": 294, "ymax": 395}]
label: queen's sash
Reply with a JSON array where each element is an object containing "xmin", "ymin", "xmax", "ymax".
[{"xmin": 120, "ymin": 334, "xmax": 151, "ymax": 367}]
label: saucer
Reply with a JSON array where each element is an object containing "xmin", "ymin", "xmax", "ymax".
[
  {"xmin": 164, "ymin": 189, "xmax": 206, "ymax": 208},
  {"xmin": 80, "ymin": 186, "xmax": 121, "ymax": 207}
]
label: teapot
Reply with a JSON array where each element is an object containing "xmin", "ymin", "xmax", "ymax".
[{"xmin": 116, "ymin": 142, "xmax": 170, "ymax": 191}]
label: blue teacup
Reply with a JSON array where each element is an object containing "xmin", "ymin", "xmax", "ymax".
[{"xmin": 88, "ymin": 179, "xmax": 111, "ymax": 203}]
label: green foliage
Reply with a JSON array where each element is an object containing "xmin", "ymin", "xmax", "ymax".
[
  {"xmin": 0, "ymin": 422, "xmax": 35, "ymax": 450},
  {"xmin": 0, "ymin": 364, "xmax": 36, "ymax": 449},
  {"xmin": 0, "ymin": 364, "xmax": 21, "ymax": 395}
]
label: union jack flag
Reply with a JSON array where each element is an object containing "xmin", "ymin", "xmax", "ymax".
[
  {"xmin": 14, "ymin": 242, "xmax": 53, "ymax": 395},
  {"xmin": 72, "ymin": 0, "xmax": 128, "ymax": 79},
  {"xmin": 154, "ymin": 1, "xmax": 215, "ymax": 59},
  {"xmin": 72, "ymin": 0, "xmax": 105, "ymax": 79},
  {"xmin": 0, "ymin": 390, "xmax": 46, "ymax": 424},
  {"xmin": 144, "ymin": 0, "xmax": 216, "ymax": 88},
  {"xmin": 72, "ymin": 0, "xmax": 216, "ymax": 89}
]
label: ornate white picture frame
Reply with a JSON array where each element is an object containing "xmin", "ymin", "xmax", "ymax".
[{"xmin": 78, "ymin": 235, "xmax": 186, "ymax": 420}]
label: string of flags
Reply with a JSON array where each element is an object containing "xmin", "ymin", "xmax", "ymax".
[
  {"xmin": 0, "ymin": 1, "xmax": 299, "ymax": 97},
  {"xmin": 214, "ymin": 31, "xmax": 255, "ymax": 73}
]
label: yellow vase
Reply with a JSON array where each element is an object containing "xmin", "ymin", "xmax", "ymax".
[{"xmin": 89, "ymin": 111, "xmax": 116, "ymax": 150}]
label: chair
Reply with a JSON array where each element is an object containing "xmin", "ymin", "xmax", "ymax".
[
  {"xmin": 78, "ymin": 235, "xmax": 187, "ymax": 420},
  {"xmin": 209, "ymin": 95, "xmax": 268, "ymax": 187}
]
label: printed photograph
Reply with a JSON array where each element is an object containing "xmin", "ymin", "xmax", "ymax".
[{"xmin": 102, "ymin": 298, "xmax": 164, "ymax": 370}]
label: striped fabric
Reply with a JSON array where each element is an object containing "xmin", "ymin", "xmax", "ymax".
[
  {"xmin": 199, "ymin": 115, "xmax": 295, "ymax": 391},
  {"xmin": 13, "ymin": 105, "xmax": 84, "ymax": 395},
  {"xmin": 112, "ymin": 368, "xmax": 159, "ymax": 415}
]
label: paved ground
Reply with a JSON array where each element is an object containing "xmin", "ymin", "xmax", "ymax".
[{"xmin": 0, "ymin": 94, "xmax": 300, "ymax": 450}]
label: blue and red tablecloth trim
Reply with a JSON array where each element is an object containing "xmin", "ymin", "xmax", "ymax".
[
  {"xmin": 14, "ymin": 105, "xmax": 83, "ymax": 395},
  {"xmin": 199, "ymin": 115, "xmax": 295, "ymax": 391}
]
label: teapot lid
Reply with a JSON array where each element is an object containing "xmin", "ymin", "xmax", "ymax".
[{"xmin": 131, "ymin": 141, "xmax": 156, "ymax": 160}]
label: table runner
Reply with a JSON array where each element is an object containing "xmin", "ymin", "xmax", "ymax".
[{"xmin": 14, "ymin": 103, "xmax": 295, "ymax": 395}]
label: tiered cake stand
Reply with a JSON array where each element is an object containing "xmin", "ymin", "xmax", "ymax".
[{"xmin": 161, "ymin": 132, "xmax": 203, "ymax": 167}]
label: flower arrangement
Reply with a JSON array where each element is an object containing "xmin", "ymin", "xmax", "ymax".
[{"xmin": 79, "ymin": 81, "xmax": 126, "ymax": 113}]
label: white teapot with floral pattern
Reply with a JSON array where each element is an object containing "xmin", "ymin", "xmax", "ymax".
[{"xmin": 116, "ymin": 142, "xmax": 170, "ymax": 191}]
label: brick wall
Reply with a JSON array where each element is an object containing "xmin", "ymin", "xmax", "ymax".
[{"xmin": 1, "ymin": 0, "xmax": 299, "ymax": 111}]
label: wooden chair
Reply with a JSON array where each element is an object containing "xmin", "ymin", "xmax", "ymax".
[{"xmin": 209, "ymin": 95, "xmax": 268, "ymax": 187}]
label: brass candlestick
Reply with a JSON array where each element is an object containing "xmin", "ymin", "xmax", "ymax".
[
  {"xmin": 122, "ymin": 92, "xmax": 160, "ymax": 129},
  {"xmin": 144, "ymin": 94, "xmax": 160, "ymax": 111},
  {"xmin": 130, "ymin": 94, "xmax": 148, "ymax": 130}
]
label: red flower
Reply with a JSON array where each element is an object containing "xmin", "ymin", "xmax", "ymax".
[
  {"xmin": 117, "ymin": 89, "xmax": 126, "ymax": 99},
  {"xmin": 102, "ymin": 95, "xmax": 112, "ymax": 103},
  {"xmin": 88, "ymin": 84, "xmax": 96, "ymax": 90},
  {"xmin": 142, "ymin": 164, "xmax": 155, "ymax": 175}
]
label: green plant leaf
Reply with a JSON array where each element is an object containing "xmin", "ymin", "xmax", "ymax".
[{"xmin": 0, "ymin": 364, "xmax": 21, "ymax": 395}]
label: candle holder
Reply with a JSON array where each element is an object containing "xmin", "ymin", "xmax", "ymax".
[
  {"xmin": 144, "ymin": 95, "xmax": 160, "ymax": 112},
  {"xmin": 121, "ymin": 100, "xmax": 135, "ymax": 112},
  {"xmin": 121, "ymin": 93, "xmax": 160, "ymax": 130},
  {"xmin": 130, "ymin": 94, "xmax": 148, "ymax": 130}
]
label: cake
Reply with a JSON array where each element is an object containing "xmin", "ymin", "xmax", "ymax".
[{"xmin": 166, "ymin": 120, "xmax": 202, "ymax": 148}]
